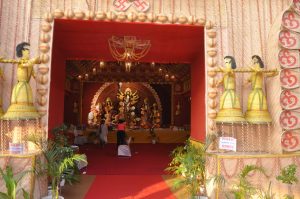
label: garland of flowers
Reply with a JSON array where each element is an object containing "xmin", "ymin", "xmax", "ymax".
[{"xmin": 220, "ymin": 158, "xmax": 240, "ymax": 179}]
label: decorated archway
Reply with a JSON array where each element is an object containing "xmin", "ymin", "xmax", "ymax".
[{"xmin": 36, "ymin": 9, "xmax": 217, "ymax": 142}]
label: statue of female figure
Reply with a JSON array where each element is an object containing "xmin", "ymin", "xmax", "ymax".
[
  {"xmin": 0, "ymin": 42, "xmax": 40, "ymax": 119},
  {"xmin": 151, "ymin": 103, "xmax": 161, "ymax": 128},
  {"xmin": 140, "ymin": 98, "xmax": 149, "ymax": 128},
  {"xmin": 245, "ymin": 55, "xmax": 278, "ymax": 123},
  {"xmin": 215, "ymin": 56, "xmax": 245, "ymax": 123}
]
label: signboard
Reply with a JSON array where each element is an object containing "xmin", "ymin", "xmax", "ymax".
[{"xmin": 219, "ymin": 137, "xmax": 237, "ymax": 152}]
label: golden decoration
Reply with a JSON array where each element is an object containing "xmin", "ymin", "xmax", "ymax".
[{"xmin": 108, "ymin": 36, "xmax": 151, "ymax": 72}]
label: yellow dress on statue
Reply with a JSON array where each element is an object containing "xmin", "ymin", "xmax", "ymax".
[
  {"xmin": 215, "ymin": 57, "xmax": 245, "ymax": 123},
  {"xmin": 245, "ymin": 66, "xmax": 272, "ymax": 123},
  {"xmin": 0, "ymin": 57, "xmax": 40, "ymax": 119},
  {"xmin": 215, "ymin": 68, "xmax": 245, "ymax": 123}
]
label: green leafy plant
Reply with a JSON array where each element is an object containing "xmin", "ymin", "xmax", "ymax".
[
  {"xmin": 257, "ymin": 182, "xmax": 275, "ymax": 199},
  {"xmin": 226, "ymin": 165, "xmax": 266, "ymax": 199},
  {"xmin": 31, "ymin": 125, "xmax": 87, "ymax": 199},
  {"xmin": 0, "ymin": 166, "xmax": 30, "ymax": 199},
  {"xmin": 166, "ymin": 136, "xmax": 222, "ymax": 197},
  {"xmin": 276, "ymin": 164, "xmax": 298, "ymax": 199}
]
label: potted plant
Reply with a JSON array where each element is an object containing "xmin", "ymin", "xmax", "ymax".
[
  {"xmin": 276, "ymin": 164, "xmax": 298, "ymax": 199},
  {"xmin": 166, "ymin": 136, "xmax": 223, "ymax": 198},
  {"xmin": 226, "ymin": 165, "xmax": 266, "ymax": 199},
  {"xmin": 0, "ymin": 166, "xmax": 30, "ymax": 199},
  {"xmin": 31, "ymin": 125, "xmax": 87, "ymax": 199}
]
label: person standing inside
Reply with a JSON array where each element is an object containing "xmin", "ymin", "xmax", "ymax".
[
  {"xmin": 117, "ymin": 119, "xmax": 126, "ymax": 147},
  {"xmin": 99, "ymin": 119, "xmax": 108, "ymax": 146}
]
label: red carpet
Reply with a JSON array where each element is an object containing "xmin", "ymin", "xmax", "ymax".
[
  {"xmin": 80, "ymin": 144, "xmax": 180, "ymax": 175},
  {"xmin": 84, "ymin": 175, "xmax": 176, "ymax": 199},
  {"xmin": 79, "ymin": 144, "xmax": 181, "ymax": 199}
]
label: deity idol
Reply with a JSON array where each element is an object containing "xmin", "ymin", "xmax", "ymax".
[
  {"xmin": 140, "ymin": 98, "xmax": 149, "ymax": 128},
  {"xmin": 151, "ymin": 103, "xmax": 161, "ymax": 128},
  {"xmin": 117, "ymin": 87, "xmax": 139, "ymax": 127},
  {"xmin": 244, "ymin": 55, "xmax": 278, "ymax": 123},
  {"xmin": 0, "ymin": 42, "xmax": 40, "ymax": 119},
  {"xmin": 215, "ymin": 56, "xmax": 245, "ymax": 123}
]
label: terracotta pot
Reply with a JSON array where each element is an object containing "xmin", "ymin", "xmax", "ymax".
[
  {"xmin": 38, "ymin": 65, "xmax": 49, "ymax": 75},
  {"xmin": 37, "ymin": 88, "xmax": 48, "ymax": 96},
  {"xmin": 38, "ymin": 95, "xmax": 47, "ymax": 106},
  {"xmin": 208, "ymin": 110, "xmax": 217, "ymax": 119},
  {"xmin": 206, "ymin": 30, "xmax": 217, "ymax": 38},
  {"xmin": 65, "ymin": 9, "xmax": 75, "ymax": 19},
  {"xmin": 74, "ymin": 10, "xmax": 85, "ymax": 19},
  {"xmin": 39, "ymin": 43, "xmax": 50, "ymax": 53},
  {"xmin": 40, "ymin": 33, "xmax": 51, "ymax": 43},
  {"xmin": 116, "ymin": 12, "xmax": 127, "ymax": 21},
  {"xmin": 96, "ymin": 11, "xmax": 106, "ymax": 20},
  {"xmin": 195, "ymin": 18, "xmax": 206, "ymax": 26},
  {"xmin": 207, "ymin": 70, "xmax": 217, "ymax": 77},
  {"xmin": 208, "ymin": 88, "xmax": 218, "ymax": 99},
  {"xmin": 207, "ymin": 49, "xmax": 217, "ymax": 57},
  {"xmin": 127, "ymin": 12, "xmax": 137, "ymax": 22},
  {"xmin": 207, "ymin": 38, "xmax": 216, "ymax": 47},
  {"xmin": 40, "ymin": 54, "xmax": 50, "ymax": 64},
  {"xmin": 44, "ymin": 13, "xmax": 54, "ymax": 22},
  {"xmin": 208, "ymin": 57, "xmax": 217, "ymax": 67},
  {"xmin": 137, "ymin": 13, "xmax": 147, "ymax": 22},
  {"xmin": 157, "ymin": 15, "xmax": 168, "ymax": 23},
  {"xmin": 41, "ymin": 22, "xmax": 52, "ymax": 32},
  {"xmin": 85, "ymin": 11, "xmax": 95, "ymax": 20},
  {"xmin": 178, "ymin": 15, "xmax": 187, "ymax": 24},
  {"xmin": 54, "ymin": 8, "xmax": 64, "ymax": 18}
]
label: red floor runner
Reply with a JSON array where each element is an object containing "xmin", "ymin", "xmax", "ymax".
[
  {"xmin": 84, "ymin": 175, "xmax": 176, "ymax": 199},
  {"xmin": 81, "ymin": 144, "xmax": 180, "ymax": 198},
  {"xmin": 80, "ymin": 144, "xmax": 180, "ymax": 175}
]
